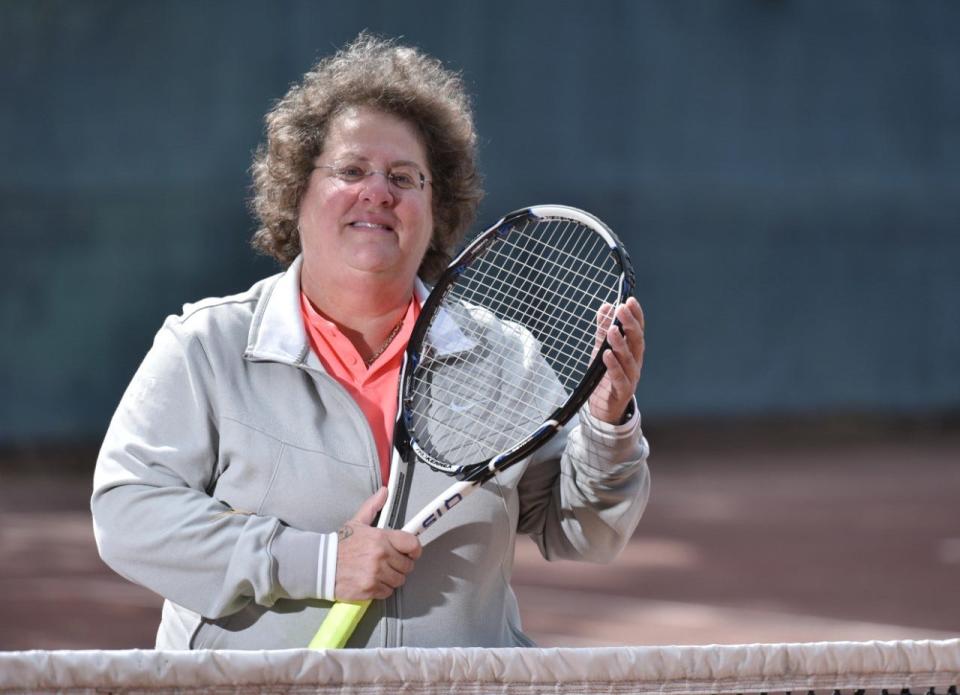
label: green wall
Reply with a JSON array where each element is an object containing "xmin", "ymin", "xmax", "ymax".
[{"xmin": 2, "ymin": 1, "xmax": 958, "ymax": 441}]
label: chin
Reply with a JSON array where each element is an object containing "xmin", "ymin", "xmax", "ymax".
[{"xmin": 347, "ymin": 257, "xmax": 405, "ymax": 277}]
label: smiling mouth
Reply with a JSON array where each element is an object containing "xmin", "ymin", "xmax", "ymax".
[{"xmin": 350, "ymin": 221, "xmax": 394, "ymax": 232}]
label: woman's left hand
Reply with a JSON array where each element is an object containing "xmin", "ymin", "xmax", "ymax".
[{"xmin": 588, "ymin": 297, "xmax": 645, "ymax": 425}]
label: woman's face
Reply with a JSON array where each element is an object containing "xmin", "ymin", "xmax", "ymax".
[{"xmin": 298, "ymin": 106, "xmax": 434, "ymax": 289}]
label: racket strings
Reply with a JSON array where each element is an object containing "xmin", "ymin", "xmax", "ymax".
[
  {"xmin": 459, "ymin": 224, "xmax": 606, "ymax": 325},
  {"xmin": 452, "ymin": 221, "xmax": 617, "ymax": 385},
  {"xmin": 407, "ymin": 315, "xmax": 552, "ymax": 458},
  {"xmin": 449, "ymin": 276, "xmax": 603, "ymax": 393},
  {"xmin": 408, "ymin": 217, "xmax": 623, "ymax": 466},
  {"xmin": 450, "ymin": 222, "xmax": 611, "ymax": 392},
  {"xmin": 454, "ymin": 265, "xmax": 609, "ymax": 361},
  {"xmin": 407, "ymin": 378, "xmax": 544, "ymax": 453},
  {"xmin": 411, "ymin": 221, "xmax": 619, "ymax": 461},
  {"xmin": 461, "ymin": 222, "xmax": 618, "ymax": 379},
  {"xmin": 481, "ymin": 217, "xmax": 615, "ymax": 302},
  {"xmin": 456, "ymin": 256, "xmax": 612, "ymax": 342},
  {"xmin": 477, "ymin": 230, "xmax": 621, "ymax": 300}
]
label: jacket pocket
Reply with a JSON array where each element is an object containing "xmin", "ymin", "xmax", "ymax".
[{"xmin": 214, "ymin": 416, "xmax": 375, "ymax": 533}]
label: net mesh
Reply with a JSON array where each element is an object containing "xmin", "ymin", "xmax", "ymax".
[
  {"xmin": 408, "ymin": 215, "xmax": 623, "ymax": 468},
  {"xmin": 2, "ymin": 640, "xmax": 958, "ymax": 695}
]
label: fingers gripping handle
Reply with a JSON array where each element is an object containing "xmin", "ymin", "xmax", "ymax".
[{"xmin": 308, "ymin": 480, "xmax": 476, "ymax": 649}]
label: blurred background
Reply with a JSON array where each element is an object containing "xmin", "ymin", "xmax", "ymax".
[{"xmin": 1, "ymin": 0, "xmax": 958, "ymax": 649}]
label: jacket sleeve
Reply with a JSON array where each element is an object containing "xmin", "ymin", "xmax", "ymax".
[
  {"xmin": 91, "ymin": 318, "xmax": 337, "ymax": 620},
  {"xmin": 516, "ymin": 399, "xmax": 650, "ymax": 563}
]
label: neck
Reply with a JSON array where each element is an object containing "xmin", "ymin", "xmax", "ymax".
[{"xmin": 301, "ymin": 263, "xmax": 414, "ymax": 362}]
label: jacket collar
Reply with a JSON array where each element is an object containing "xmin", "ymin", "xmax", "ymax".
[
  {"xmin": 244, "ymin": 256, "xmax": 310, "ymax": 366},
  {"xmin": 244, "ymin": 255, "xmax": 475, "ymax": 367}
]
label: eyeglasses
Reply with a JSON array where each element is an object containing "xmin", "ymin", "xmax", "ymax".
[{"xmin": 316, "ymin": 162, "xmax": 431, "ymax": 192}]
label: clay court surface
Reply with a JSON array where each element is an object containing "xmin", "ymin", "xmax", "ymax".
[{"xmin": 1, "ymin": 425, "xmax": 958, "ymax": 650}]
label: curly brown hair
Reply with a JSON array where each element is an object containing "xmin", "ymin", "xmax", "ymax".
[{"xmin": 250, "ymin": 33, "xmax": 483, "ymax": 281}]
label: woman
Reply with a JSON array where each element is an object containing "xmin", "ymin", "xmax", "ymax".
[{"xmin": 92, "ymin": 34, "xmax": 649, "ymax": 649}]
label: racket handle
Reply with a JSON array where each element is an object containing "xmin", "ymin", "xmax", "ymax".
[{"xmin": 308, "ymin": 599, "xmax": 371, "ymax": 649}]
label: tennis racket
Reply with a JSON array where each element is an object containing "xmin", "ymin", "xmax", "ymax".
[{"xmin": 309, "ymin": 204, "xmax": 635, "ymax": 649}]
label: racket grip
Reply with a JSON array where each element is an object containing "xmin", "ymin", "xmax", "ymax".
[{"xmin": 308, "ymin": 599, "xmax": 371, "ymax": 649}]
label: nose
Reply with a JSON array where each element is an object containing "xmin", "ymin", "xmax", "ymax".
[{"xmin": 360, "ymin": 172, "xmax": 396, "ymax": 206}]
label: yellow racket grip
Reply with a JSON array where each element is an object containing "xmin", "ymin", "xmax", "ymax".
[{"xmin": 308, "ymin": 599, "xmax": 372, "ymax": 649}]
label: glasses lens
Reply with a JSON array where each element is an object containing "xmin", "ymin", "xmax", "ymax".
[
  {"xmin": 387, "ymin": 166, "xmax": 421, "ymax": 190},
  {"xmin": 335, "ymin": 165, "xmax": 367, "ymax": 183}
]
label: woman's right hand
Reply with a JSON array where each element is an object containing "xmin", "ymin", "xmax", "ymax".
[{"xmin": 334, "ymin": 487, "xmax": 422, "ymax": 600}]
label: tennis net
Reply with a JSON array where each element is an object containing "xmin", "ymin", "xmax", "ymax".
[{"xmin": 1, "ymin": 639, "xmax": 958, "ymax": 694}]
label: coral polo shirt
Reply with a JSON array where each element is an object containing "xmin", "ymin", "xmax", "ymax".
[{"xmin": 300, "ymin": 292, "xmax": 420, "ymax": 485}]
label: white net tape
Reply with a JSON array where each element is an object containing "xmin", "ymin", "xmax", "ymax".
[{"xmin": 1, "ymin": 639, "xmax": 958, "ymax": 695}]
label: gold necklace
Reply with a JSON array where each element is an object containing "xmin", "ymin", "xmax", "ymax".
[{"xmin": 364, "ymin": 318, "xmax": 404, "ymax": 366}]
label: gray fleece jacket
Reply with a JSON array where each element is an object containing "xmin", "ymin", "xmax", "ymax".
[{"xmin": 91, "ymin": 256, "xmax": 650, "ymax": 649}]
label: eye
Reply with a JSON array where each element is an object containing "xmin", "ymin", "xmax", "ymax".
[
  {"xmin": 336, "ymin": 165, "xmax": 368, "ymax": 182},
  {"xmin": 388, "ymin": 169, "xmax": 419, "ymax": 190}
]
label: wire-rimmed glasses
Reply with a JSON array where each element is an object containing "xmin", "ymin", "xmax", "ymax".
[{"xmin": 316, "ymin": 162, "xmax": 431, "ymax": 192}]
